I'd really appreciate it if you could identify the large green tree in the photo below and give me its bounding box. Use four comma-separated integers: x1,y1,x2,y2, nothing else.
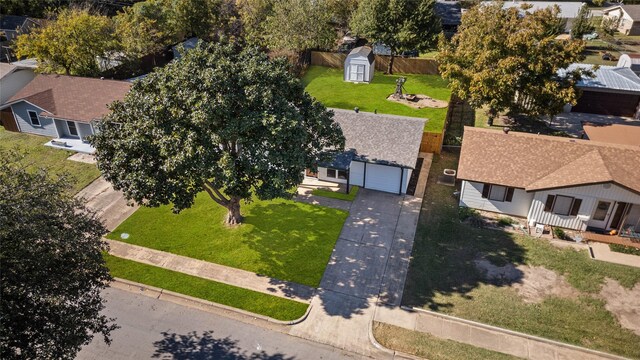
0,155,116,359
438,2,589,125
91,42,344,225
350,0,441,74
15,8,116,76
570,5,595,39
114,0,178,61
262,0,337,53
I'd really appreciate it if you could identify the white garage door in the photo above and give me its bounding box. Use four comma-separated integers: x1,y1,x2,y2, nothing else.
365,163,402,194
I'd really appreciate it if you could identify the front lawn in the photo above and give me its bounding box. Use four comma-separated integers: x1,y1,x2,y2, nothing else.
312,185,359,201
402,149,640,358
302,66,451,132
0,127,100,193
105,254,309,321
107,192,348,287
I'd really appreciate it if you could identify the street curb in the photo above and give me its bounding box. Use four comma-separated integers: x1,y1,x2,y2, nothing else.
110,277,312,326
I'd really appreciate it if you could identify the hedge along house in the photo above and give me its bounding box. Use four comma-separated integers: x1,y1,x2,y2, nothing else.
344,46,375,83
0,74,130,153
308,109,425,195
457,127,640,234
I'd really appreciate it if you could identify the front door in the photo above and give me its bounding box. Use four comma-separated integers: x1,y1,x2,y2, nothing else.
588,200,613,229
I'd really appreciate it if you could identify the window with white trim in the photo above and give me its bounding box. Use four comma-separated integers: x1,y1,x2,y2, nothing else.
27,110,40,126
326,168,347,180
543,195,582,216
481,183,514,202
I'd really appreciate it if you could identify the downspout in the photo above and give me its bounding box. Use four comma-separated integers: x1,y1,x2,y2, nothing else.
363,162,367,189
346,168,350,194
398,166,404,195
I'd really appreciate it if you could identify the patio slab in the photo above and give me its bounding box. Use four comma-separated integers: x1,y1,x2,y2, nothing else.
550,112,640,137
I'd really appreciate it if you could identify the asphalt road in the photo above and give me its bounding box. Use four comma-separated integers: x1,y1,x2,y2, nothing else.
77,287,367,360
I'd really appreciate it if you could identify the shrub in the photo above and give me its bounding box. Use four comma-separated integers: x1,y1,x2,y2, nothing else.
553,227,569,240
497,217,516,227
609,244,640,256
459,206,479,221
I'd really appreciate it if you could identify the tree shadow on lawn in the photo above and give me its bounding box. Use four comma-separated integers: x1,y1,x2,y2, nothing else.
242,202,347,288
153,331,294,360
403,219,528,311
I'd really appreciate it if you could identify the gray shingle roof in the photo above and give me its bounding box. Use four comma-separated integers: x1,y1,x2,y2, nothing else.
328,109,426,169
484,1,586,18
436,1,462,26
347,46,375,64
559,64,640,93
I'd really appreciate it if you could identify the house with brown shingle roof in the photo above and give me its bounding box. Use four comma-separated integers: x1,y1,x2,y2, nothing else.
0,74,130,153
457,127,640,233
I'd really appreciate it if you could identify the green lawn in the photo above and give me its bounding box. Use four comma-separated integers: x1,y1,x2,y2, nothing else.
107,192,348,287
302,66,451,132
0,127,100,193
373,322,520,360
311,185,359,201
105,254,308,321
402,149,640,358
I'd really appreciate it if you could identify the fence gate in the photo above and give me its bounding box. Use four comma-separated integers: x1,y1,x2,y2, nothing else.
0,109,19,132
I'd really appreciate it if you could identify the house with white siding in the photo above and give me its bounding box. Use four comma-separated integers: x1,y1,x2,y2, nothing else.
457,127,640,235
307,109,425,195
0,74,130,153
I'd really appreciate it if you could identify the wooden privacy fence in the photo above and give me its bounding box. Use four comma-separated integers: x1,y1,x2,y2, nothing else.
310,51,439,75
420,131,444,154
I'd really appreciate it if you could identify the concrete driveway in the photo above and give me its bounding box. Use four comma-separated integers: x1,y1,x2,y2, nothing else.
76,177,138,231
289,188,421,357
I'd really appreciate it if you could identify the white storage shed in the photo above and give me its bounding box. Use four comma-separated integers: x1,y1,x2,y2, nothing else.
344,47,375,83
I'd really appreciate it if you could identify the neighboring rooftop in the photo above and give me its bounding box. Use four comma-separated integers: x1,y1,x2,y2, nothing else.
582,123,640,147
0,15,28,30
330,108,426,169
604,5,640,20
483,1,586,18
458,127,640,194
435,1,462,26
347,46,375,63
7,74,131,123
559,64,640,93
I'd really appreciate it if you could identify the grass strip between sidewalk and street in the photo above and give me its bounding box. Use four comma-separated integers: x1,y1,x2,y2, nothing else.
105,254,309,321
373,322,520,360
311,186,359,201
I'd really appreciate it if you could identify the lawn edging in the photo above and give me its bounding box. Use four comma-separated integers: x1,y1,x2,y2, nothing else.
397,305,628,360
110,277,313,326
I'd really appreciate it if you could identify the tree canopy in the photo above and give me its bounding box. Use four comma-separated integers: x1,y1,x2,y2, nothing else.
438,2,589,124
350,0,441,74
15,8,116,76
91,42,345,225
570,5,595,39
0,155,115,360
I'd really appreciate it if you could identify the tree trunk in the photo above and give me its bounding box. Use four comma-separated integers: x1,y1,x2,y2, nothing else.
387,53,395,75
486,107,496,126
224,197,243,225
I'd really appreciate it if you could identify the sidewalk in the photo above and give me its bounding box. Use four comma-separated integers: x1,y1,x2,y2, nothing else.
590,242,640,268
107,239,316,303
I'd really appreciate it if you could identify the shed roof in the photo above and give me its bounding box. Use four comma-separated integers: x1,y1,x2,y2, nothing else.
559,63,640,93
0,15,28,30
458,127,640,194
0,63,18,81
347,46,375,64
7,74,130,123
328,109,425,169
483,1,586,18
582,123,640,147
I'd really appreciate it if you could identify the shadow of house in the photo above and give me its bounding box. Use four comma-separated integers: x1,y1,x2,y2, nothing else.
153,331,295,360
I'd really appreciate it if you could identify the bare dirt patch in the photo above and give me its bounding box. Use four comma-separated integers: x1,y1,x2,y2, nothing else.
475,259,580,303
386,94,448,109
600,278,640,336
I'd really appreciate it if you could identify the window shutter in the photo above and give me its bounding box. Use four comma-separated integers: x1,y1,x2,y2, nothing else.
570,199,582,216
544,195,555,212
481,184,490,198
505,187,515,202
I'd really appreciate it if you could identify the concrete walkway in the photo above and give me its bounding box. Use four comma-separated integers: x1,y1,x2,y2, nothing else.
590,242,640,268
76,177,139,231
107,239,316,303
